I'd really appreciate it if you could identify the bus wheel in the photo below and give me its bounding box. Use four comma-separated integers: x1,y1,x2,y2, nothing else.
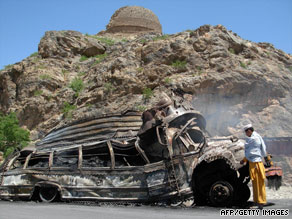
209,181,233,207
39,186,59,202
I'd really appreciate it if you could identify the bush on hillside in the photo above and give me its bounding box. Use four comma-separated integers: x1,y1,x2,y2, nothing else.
0,112,30,158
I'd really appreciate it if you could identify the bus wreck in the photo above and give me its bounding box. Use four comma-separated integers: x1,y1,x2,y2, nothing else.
0,96,276,207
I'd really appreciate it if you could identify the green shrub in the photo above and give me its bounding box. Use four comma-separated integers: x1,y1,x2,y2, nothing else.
1,64,13,71
140,39,147,44
289,66,292,72
40,74,52,80
34,90,43,96
86,103,93,108
153,34,169,41
164,77,172,84
37,64,46,69
80,55,89,62
88,35,115,46
32,57,41,64
228,48,235,54
196,66,203,75
78,72,86,77
136,105,147,112
104,82,115,92
240,61,247,69
47,95,53,101
142,88,153,99
171,60,187,69
62,102,77,119
0,112,30,157
30,52,38,57
70,77,84,97
94,54,108,65
97,37,115,46
4,64,13,70
137,67,144,73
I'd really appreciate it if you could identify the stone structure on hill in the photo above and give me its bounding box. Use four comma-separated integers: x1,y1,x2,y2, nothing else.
105,6,162,34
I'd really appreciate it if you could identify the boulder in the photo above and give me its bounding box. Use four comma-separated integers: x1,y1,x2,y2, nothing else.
38,30,105,58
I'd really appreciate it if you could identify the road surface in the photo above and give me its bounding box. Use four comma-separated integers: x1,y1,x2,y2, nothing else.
0,199,291,219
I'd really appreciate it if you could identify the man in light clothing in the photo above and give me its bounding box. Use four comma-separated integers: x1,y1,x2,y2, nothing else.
240,124,267,209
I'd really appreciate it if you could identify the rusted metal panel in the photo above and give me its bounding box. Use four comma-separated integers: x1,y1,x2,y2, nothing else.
107,141,115,169
78,146,82,169
37,112,142,151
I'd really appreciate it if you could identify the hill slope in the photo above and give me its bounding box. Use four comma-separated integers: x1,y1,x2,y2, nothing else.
1,25,291,140
1,24,292,184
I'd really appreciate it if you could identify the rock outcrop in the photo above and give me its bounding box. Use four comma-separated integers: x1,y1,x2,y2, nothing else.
38,31,106,58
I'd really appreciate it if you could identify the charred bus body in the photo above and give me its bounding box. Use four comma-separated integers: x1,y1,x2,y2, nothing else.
0,104,251,206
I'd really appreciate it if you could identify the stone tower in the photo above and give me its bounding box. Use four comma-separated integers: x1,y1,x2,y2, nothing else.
106,6,162,34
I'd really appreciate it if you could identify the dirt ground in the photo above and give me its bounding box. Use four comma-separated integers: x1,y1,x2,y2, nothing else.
250,186,292,200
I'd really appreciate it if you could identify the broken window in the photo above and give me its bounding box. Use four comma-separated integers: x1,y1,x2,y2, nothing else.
112,143,146,167
82,144,111,168
173,137,188,156
8,156,26,170
27,153,49,168
52,148,78,169
184,129,205,152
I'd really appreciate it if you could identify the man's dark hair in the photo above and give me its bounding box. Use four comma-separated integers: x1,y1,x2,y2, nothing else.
245,127,254,132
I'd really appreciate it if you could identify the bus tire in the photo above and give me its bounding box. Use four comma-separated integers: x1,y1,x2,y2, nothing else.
39,186,59,202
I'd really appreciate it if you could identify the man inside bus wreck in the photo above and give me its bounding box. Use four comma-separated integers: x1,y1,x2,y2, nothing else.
138,93,172,136
240,124,267,209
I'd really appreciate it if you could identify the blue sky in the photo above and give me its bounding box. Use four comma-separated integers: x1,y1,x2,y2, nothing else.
0,0,291,69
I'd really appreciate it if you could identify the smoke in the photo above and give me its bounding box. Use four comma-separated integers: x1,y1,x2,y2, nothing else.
191,93,250,137
191,90,292,138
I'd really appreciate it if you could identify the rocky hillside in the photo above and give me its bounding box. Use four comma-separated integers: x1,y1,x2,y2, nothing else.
1,24,291,140
1,24,292,185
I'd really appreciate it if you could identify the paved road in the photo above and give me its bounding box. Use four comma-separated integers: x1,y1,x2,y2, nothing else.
0,199,291,219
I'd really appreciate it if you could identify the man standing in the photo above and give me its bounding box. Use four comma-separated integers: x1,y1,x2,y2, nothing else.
240,124,267,209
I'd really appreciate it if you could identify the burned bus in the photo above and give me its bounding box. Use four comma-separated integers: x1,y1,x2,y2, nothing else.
0,101,253,206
